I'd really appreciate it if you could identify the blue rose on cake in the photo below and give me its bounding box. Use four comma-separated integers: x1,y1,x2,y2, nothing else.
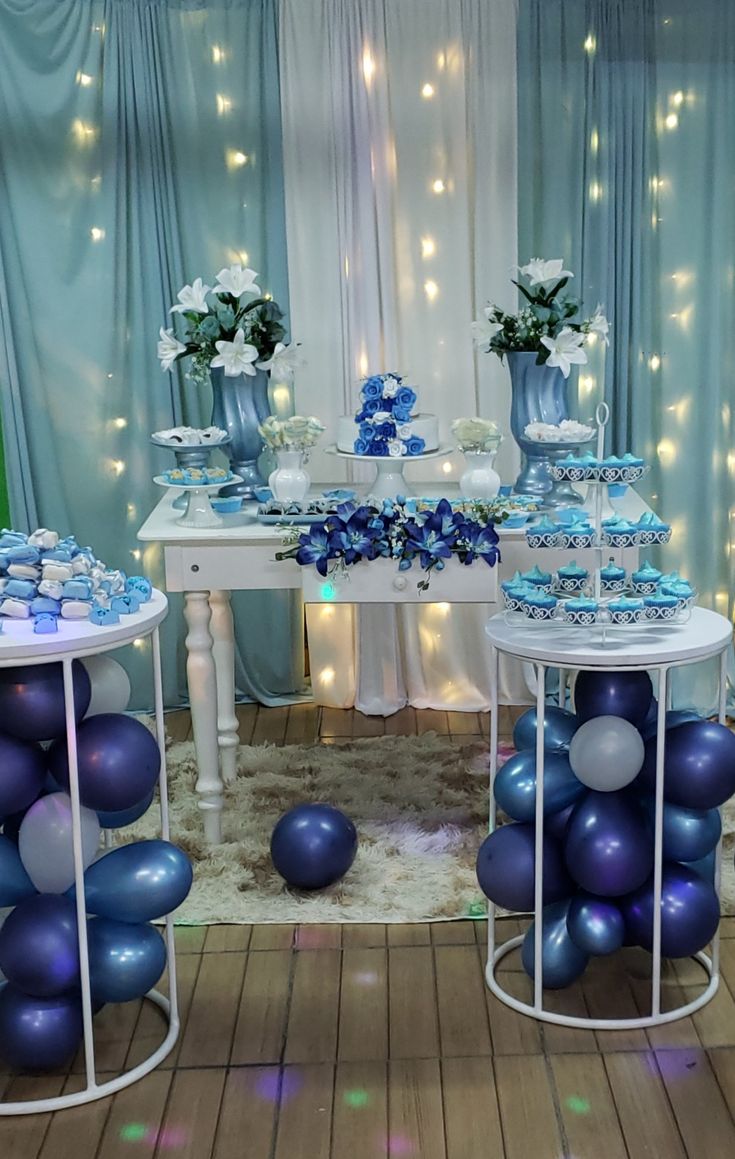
337,373,437,458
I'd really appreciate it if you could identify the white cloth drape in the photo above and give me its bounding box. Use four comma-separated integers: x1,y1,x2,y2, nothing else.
279,0,527,712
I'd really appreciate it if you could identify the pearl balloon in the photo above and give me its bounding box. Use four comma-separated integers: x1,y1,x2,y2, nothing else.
569,715,644,792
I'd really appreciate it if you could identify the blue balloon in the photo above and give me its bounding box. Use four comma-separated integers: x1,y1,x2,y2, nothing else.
638,696,659,739
88,918,167,1004
621,863,720,957
565,791,653,897
271,804,357,890
638,721,735,809
545,802,577,842
567,893,625,956
0,732,47,816
0,985,83,1071
0,834,37,905
494,750,586,822
74,840,193,922
642,799,721,863
521,900,589,989
512,706,579,753
683,851,716,884
0,660,90,742
49,713,161,813
0,894,79,997
476,823,572,912
640,708,702,742
97,788,156,829
574,669,653,728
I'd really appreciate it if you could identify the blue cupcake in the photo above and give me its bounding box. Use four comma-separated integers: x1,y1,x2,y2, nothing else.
525,516,560,549
636,512,672,544
630,560,662,595
608,596,645,624
559,522,596,549
521,589,558,620
520,564,553,590
602,519,639,548
600,558,627,592
643,592,679,621
555,559,589,593
563,596,599,624
660,579,696,609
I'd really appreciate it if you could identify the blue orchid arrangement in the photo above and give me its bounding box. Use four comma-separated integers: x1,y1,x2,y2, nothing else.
276,497,501,593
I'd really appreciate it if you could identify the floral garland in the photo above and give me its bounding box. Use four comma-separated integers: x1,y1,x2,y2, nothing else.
276,498,501,593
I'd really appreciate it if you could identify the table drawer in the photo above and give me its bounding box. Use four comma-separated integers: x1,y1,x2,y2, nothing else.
164,544,301,592
301,557,498,603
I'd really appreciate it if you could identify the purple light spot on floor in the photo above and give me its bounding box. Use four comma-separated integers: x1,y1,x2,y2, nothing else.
385,1133,415,1155
354,971,379,985
255,1068,303,1103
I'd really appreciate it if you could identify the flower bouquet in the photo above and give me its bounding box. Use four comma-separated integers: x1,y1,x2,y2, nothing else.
276,497,501,593
451,417,502,452
472,258,609,377
352,374,426,457
259,415,325,453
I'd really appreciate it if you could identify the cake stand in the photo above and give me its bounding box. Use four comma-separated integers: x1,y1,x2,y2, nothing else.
151,434,231,510
520,433,597,507
324,444,453,498
153,475,242,528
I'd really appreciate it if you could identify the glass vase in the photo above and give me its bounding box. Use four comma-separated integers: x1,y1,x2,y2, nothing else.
459,449,501,499
268,449,310,503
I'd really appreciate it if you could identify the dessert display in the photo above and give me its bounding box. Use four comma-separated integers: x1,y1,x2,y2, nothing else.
549,451,647,484
336,373,439,455
161,466,232,486
151,425,228,446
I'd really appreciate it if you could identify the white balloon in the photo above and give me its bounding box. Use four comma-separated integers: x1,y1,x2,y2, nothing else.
18,792,100,893
569,715,644,792
81,655,132,717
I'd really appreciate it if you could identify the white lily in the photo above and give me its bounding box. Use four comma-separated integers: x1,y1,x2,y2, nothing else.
157,327,187,371
256,341,304,381
588,304,610,345
213,264,261,299
539,327,588,378
518,258,574,287
471,308,503,349
170,277,211,314
210,328,260,376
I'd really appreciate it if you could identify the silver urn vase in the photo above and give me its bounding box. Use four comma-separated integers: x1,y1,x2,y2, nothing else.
210,366,272,497
507,351,570,503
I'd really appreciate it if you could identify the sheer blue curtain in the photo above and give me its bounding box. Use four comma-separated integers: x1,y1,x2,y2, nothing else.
517,0,735,711
0,0,306,708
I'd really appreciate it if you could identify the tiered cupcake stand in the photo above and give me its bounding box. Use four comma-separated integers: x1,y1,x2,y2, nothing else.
0,591,179,1115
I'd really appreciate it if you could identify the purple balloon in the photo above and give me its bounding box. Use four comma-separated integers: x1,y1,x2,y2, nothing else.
0,895,80,997
271,804,358,890
545,802,577,842
565,791,653,897
0,732,46,815
96,787,156,829
521,900,589,988
638,721,735,809
0,834,37,906
49,713,161,812
640,708,702,742
621,863,720,957
574,669,653,728
476,823,572,912
0,661,90,742
0,985,83,1071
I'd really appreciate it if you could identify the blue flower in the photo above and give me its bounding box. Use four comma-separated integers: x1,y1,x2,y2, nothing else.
295,526,334,577
361,377,384,400
406,436,426,456
332,511,382,564
395,386,417,411
392,407,412,423
359,422,376,442
354,437,370,454
361,398,381,417
457,520,501,565
403,501,460,570
377,421,396,439
369,439,389,457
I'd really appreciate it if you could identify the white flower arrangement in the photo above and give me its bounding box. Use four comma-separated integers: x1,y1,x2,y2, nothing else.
472,258,609,378
451,417,503,452
259,415,325,451
523,420,596,444
157,263,302,387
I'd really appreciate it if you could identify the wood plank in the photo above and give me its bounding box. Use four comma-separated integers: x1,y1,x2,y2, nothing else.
416,708,449,735
250,925,295,951
604,1052,687,1159
0,1076,64,1158
389,946,440,1060
708,1046,735,1114
583,974,649,1052
446,710,481,735
320,707,353,737
166,708,192,742
721,917,735,938
494,1055,563,1159
540,987,597,1054
155,1068,226,1159
251,705,289,745
175,925,207,953
294,925,342,950
284,949,341,1064
434,945,492,1057
235,702,257,745
441,1057,504,1158
211,1067,278,1159
178,951,247,1067
126,946,201,1070
38,1074,110,1159
388,1059,446,1159
72,997,142,1075
230,949,292,1066
93,1070,172,1159
656,1047,735,1156
342,924,385,948
387,923,431,946
332,1060,387,1159
273,1063,334,1159
384,706,417,735
629,978,701,1051
204,925,252,952
551,1053,628,1159
285,702,321,744
483,978,544,1055
687,977,735,1048
338,948,388,1062
351,711,385,737
431,921,477,945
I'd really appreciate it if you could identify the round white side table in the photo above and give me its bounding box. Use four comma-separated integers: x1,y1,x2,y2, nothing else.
485,606,733,1030
0,591,179,1115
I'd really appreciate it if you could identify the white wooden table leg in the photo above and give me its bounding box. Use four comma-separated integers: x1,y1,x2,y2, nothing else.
209,589,239,784
183,590,223,845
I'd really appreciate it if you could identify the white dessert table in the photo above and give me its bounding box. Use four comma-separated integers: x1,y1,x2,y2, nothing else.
484,606,733,1029
0,591,180,1115
138,485,650,844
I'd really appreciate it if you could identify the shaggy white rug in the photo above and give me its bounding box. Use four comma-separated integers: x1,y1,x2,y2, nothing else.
128,733,735,925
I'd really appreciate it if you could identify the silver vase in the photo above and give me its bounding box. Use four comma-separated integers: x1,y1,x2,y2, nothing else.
507,351,570,504
210,366,272,497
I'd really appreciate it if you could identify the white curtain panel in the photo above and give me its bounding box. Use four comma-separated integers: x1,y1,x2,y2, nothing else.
280,0,528,712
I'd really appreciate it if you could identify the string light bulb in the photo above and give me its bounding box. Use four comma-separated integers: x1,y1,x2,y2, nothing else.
226,149,248,169
665,112,678,129
424,279,439,302
649,354,661,371
431,178,445,194
421,236,436,259
76,71,93,87
421,83,435,99
90,227,105,241
362,48,375,85
216,94,232,116
583,33,596,53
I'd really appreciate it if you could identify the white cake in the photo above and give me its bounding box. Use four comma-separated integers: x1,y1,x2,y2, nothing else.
337,373,438,457
337,413,439,453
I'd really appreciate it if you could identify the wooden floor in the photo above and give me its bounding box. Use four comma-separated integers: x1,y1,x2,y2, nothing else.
3,704,735,1158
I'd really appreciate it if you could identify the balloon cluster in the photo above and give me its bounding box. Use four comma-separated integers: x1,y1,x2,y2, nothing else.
477,671,735,990
0,656,192,1071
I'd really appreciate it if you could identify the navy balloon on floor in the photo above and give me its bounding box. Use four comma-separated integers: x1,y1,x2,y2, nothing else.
0,986,83,1071
271,803,357,890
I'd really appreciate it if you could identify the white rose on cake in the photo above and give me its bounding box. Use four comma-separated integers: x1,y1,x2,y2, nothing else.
388,439,405,457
